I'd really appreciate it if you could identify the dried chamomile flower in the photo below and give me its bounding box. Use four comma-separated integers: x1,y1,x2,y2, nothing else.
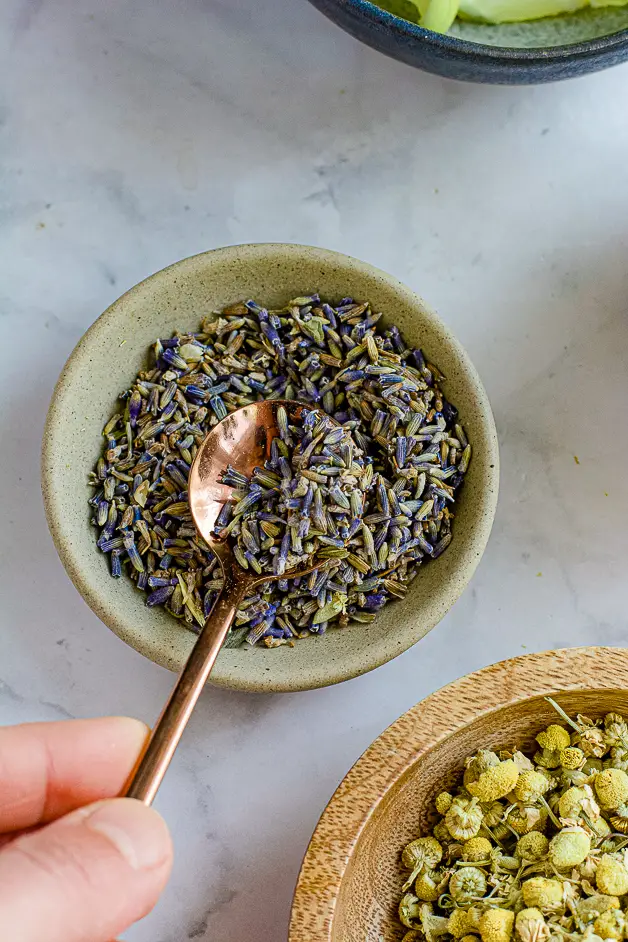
511,750,535,771
464,750,501,786
415,869,448,902
574,723,607,759
548,826,591,869
608,745,628,772
449,866,488,904
506,804,547,835
514,770,551,803
584,758,605,775
536,767,558,787
479,908,515,942
558,785,600,824
545,701,607,758
516,832,549,861
467,760,520,803
433,820,451,844
593,909,626,941
466,907,483,931
449,909,476,938
419,903,451,942
462,837,492,861
594,768,628,810
446,797,484,841
490,823,513,842
560,768,591,789
482,800,506,828
402,933,423,942
603,713,628,749
537,724,571,753
515,908,549,942
435,791,454,814
401,837,443,890
399,893,423,929
560,746,586,770
413,870,440,902
534,749,563,770
402,836,443,872
595,855,628,896
589,816,611,838
608,802,628,834
395,703,628,942
576,895,621,923
521,877,565,913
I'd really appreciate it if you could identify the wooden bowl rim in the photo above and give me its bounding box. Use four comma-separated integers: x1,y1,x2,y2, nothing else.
289,645,628,941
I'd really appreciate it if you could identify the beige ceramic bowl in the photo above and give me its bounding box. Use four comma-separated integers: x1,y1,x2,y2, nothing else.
289,646,628,941
42,243,498,693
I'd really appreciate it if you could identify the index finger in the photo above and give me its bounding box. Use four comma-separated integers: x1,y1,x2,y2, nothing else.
0,717,148,833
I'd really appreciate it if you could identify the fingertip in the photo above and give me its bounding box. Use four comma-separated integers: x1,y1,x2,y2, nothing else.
100,716,150,751
0,797,172,942
86,798,173,874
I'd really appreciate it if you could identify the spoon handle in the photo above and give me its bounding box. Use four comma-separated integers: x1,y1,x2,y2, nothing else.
125,583,245,805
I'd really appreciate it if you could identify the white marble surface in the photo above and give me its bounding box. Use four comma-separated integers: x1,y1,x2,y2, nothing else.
2,0,628,938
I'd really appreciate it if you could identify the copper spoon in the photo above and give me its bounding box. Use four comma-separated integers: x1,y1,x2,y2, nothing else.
126,400,333,805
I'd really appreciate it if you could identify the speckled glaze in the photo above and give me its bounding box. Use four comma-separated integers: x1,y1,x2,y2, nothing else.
306,0,628,84
289,646,628,941
41,244,498,693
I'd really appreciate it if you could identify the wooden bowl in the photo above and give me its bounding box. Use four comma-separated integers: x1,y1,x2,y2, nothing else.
289,646,628,940
41,243,498,693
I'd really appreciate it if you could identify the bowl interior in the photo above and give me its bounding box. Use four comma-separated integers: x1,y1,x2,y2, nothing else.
289,648,628,941
333,687,626,941
42,244,498,693
376,0,628,46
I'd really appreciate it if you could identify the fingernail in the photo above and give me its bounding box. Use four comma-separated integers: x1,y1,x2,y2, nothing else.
86,799,171,871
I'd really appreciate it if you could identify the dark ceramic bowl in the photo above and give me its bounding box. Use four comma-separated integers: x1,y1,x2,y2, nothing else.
306,0,628,82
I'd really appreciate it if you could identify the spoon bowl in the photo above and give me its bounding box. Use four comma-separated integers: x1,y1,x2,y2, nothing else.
126,399,332,804
189,399,329,583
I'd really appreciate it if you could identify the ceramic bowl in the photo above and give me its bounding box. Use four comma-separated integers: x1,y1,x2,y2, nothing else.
41,243,498,693
306,0,628,83
289,646,628,940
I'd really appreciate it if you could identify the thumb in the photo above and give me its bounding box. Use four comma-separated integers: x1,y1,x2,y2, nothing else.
0,798,172,942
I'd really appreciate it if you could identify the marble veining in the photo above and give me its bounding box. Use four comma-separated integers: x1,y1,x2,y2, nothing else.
1,0,627,938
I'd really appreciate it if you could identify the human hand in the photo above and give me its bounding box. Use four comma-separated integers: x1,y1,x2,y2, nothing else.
0,716,173,942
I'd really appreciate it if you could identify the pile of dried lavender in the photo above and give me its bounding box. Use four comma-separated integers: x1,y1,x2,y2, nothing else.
396,700,628,942
88,294,471,647
217,406,369,586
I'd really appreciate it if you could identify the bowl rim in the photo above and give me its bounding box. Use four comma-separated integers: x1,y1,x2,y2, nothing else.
289,645,628,940
41,242,499,692
316,0,628,58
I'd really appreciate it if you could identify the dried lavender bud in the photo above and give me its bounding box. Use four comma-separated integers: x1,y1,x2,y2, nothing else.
89,295,470,646
217,408,366,578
